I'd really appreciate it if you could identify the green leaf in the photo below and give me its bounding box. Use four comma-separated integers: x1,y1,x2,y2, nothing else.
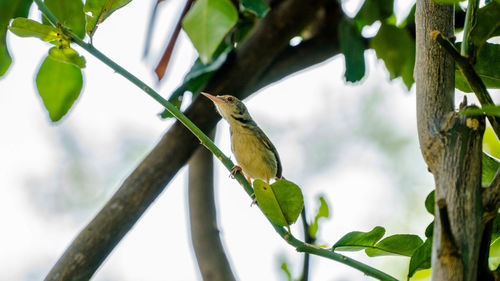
338,18,366,82
332,226,385,251
490,236,500,270
84,0,132,37
470,2,500,49
182,0,238,64
492,215,500,242
354,0,393,28
48,46,86,68
482,152,500,187
425,190,435,215
425,221,434,238
36,56,83,122
8,18,61,42
460,105,500,118
159,97,182,119
0,30,9,76
253,179,304,227
44,0,86,39
408,238,432,278
240,0,269,18
308,196,330,239
0,0,32,76
365,234,423,257
370,23,415,89
280,261,293,281
455,43,500,92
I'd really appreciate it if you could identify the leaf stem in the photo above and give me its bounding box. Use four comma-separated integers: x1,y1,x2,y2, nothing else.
432,31,500,139
33,0,397,279
461,0,478,58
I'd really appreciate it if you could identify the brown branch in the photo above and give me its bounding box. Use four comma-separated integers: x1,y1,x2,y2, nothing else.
154,0,194,80
44,0,333,279
188,129,236,281
416,1,485,280
251,2,342,92
415,0,455,173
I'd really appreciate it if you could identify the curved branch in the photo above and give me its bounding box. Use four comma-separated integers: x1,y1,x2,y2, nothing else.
188,129,236,281
42,0,335,279
38,0,395,280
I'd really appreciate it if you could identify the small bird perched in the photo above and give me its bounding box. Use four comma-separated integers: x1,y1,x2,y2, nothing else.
201,92,282,185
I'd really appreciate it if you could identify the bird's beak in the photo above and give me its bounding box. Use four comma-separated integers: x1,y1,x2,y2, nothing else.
201,92,223,104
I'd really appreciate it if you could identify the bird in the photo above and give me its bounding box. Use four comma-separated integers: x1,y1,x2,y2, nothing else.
201,92,282,185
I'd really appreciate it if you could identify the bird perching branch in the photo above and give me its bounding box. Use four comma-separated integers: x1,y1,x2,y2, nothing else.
35,0,397,280
432,31,500,140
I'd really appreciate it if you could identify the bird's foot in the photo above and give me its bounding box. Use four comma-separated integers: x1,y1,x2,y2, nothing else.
230,165,243,178
250,193,257,206
230,166,252,185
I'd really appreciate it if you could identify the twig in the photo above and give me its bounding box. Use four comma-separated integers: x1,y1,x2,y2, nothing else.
461,0,478,58
432,31,500,139
154,0,194,80
300,208,312,281
35,1,397,280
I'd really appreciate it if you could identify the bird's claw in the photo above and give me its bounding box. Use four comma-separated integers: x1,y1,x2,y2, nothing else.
250,193,257,206
230,165,243,179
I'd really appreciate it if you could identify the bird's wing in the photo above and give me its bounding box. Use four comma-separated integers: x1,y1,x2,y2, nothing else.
258,132,282,179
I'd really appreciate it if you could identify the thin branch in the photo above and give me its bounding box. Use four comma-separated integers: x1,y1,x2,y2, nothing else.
154,0,194,80
143,0,163,58
461,0,479,58
35,0,397,280
300,208,312,281
432,31,500,140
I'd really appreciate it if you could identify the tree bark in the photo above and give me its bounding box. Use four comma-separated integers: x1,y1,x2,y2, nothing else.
188,130,236,281
416,0,485,280
44,0,336,280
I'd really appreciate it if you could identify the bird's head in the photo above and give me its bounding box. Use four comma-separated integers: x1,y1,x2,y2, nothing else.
201,92,252,125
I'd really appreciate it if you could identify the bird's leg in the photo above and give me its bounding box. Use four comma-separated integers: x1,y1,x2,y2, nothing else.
230,165,243,178
231,165,252,185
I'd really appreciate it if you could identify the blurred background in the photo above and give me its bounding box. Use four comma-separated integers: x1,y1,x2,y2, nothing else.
0,0,443,280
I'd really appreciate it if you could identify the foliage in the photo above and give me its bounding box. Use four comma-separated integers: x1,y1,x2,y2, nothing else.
253,179,303,227
0,0,32,76
35,56,83,122
332,226,423,257
182,0,238,64
455,43,500,92
3,0,500,280
84,0,132,38
308,196,330,239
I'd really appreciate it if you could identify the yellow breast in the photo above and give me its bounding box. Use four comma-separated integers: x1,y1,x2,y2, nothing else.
230,127,277,182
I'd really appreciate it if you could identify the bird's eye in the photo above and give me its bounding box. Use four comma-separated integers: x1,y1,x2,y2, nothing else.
227,97,233,102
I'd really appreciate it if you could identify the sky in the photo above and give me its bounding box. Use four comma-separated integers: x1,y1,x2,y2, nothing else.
0,0,444,280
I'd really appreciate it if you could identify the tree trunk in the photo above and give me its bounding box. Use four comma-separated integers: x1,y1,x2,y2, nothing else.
188,130,236,281
415,0,485,280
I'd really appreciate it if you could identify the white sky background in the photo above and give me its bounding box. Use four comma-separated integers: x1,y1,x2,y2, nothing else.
0,0,440,280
